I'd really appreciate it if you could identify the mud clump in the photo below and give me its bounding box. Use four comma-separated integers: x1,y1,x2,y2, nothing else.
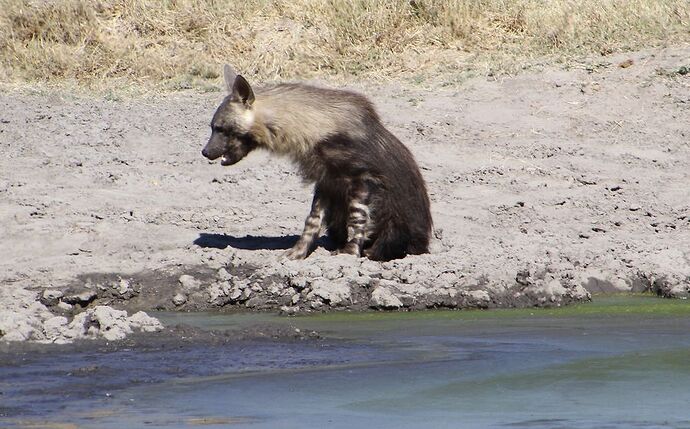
0,285,162,344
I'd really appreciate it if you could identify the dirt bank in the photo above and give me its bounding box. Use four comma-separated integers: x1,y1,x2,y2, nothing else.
1,46,688,343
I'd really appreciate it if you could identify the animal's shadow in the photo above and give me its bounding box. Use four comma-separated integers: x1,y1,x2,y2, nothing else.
194,233,336,251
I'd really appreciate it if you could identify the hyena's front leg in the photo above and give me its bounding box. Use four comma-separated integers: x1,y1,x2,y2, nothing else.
339,179,371,257
284,191,324,260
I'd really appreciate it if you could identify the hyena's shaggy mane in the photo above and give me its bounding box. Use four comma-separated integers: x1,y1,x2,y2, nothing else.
249,84,378,176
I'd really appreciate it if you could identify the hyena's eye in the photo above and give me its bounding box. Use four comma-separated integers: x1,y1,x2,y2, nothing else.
212,125,232,135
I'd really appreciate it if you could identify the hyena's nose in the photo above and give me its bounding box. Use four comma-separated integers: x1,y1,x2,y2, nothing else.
201,147,209,158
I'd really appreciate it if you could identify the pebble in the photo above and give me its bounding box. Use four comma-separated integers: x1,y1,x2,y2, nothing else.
41,289,64,306
172,293,187,306
179,275,201,290
63,290,97,305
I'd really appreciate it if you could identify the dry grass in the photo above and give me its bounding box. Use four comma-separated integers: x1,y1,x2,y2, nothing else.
0,0,688,92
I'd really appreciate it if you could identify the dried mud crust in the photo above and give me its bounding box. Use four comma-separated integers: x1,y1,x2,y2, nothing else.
58,249,591,314
1,46,690,342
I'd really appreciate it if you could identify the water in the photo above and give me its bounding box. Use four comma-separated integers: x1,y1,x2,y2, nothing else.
3,296,690,428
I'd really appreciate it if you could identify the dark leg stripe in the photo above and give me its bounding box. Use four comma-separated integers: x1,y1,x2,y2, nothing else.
349,207,368,217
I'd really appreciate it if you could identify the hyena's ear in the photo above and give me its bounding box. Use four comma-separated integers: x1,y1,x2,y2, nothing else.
223,64,237,92
232,75,255,106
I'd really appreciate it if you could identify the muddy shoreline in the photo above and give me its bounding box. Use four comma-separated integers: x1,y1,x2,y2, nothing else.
1,46,689,344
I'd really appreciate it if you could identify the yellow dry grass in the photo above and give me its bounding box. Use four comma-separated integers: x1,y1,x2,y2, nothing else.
0,0,688,92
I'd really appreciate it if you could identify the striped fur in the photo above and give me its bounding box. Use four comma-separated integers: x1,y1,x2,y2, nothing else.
202,65,432,261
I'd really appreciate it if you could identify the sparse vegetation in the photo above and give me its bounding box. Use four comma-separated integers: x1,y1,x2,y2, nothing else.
0,0,688,91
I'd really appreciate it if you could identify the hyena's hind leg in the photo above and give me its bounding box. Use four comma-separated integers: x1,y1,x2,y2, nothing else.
339,179,371,257
362,224,408,261
284,191,324,260
324,200,348,249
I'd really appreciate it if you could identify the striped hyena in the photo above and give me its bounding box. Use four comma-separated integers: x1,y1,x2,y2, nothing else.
202,65,432,261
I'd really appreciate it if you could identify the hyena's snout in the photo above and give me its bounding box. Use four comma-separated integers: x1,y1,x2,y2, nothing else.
202,133,256,166
201,146,211,159
201,134,225,161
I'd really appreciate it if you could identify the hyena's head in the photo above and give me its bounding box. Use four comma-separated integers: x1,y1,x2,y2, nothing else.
202,65,258,166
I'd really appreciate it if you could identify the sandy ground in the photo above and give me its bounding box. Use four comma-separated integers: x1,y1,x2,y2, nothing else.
1,46,689,343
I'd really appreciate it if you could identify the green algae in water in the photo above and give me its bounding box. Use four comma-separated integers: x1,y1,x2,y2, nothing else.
297,294,690,323
155,295,690,339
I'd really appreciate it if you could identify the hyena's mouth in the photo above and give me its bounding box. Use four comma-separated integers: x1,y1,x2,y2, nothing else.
220,153,237,166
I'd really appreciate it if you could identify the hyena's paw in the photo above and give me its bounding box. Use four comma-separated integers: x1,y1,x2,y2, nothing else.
283,245,308,260
336,242,361,257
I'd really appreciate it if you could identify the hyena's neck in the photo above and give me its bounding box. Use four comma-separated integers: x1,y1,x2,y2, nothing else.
247,83,378,182
251,111,314,158
245,109,320,181
250,84,371,154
